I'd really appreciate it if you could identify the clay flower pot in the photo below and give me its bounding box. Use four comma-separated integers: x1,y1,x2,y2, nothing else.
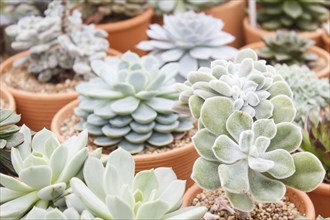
307,183,330,217
243,17,323,47
182,184,316,219
97,7,153,56
0,49,121,131
0,87,15,110
240,42,330,78
51,100,199,188
322,31,330,53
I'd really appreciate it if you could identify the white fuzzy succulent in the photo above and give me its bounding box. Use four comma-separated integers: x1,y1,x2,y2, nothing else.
137,11,238,81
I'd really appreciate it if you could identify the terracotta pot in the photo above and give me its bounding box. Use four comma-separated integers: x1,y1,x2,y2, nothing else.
243,17,323,47
182,184,315,219
322,31,330,53
0,87,15,110
240,42,330,78
0,49,121,131
307,183,330,217
96,7,153,56
51,100,199,188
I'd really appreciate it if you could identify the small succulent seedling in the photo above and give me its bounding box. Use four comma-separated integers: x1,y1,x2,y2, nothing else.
82,0,149,24
256,0,329,31
75,51,193,153
275,64,330,125
0,109,24,175
67,148,207,219
149,0,227,16
0,126,89,219
5,0,109,82
137,11,238,81
258,31,318,68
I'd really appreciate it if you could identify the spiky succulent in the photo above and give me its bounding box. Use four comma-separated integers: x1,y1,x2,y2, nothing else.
301,110,330,183
67,148,207,219
5,0,109,82
149,0,228,16
0,109,24,175
0,126,89,219
75,51,193,153
82,0,149,24
256,0,329,31
275,64,330,126
137,11,238,81
174,49,296,126
258,31,318,68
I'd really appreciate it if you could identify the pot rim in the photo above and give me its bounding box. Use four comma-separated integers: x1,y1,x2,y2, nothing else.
0,87,16,110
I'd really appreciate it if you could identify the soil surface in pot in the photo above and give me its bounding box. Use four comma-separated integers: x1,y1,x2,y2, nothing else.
191,188,300,220
60,113,196,155
1,67,82,94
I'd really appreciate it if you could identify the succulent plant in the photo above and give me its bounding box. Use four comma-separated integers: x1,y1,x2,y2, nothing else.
190,98,325,212
137,11,238,81
301,110,330,183
149,0,228,16
173,49,296,125
275,64,330,126
0,109,24,175
5,0,109,82
258,31,318,68
82,0,149,24
256,0,329,31
75,51,193,153
24,207,84,220
0,126,89,219
67,148,207,219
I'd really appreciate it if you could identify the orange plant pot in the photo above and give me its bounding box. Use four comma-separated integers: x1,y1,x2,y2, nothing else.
307,183,330,217
322,32,330,53
0,49,121,131
243,17,323,47
182,184,316,219
97,7,153,56
0,86,16,111
240,42,330,78
51,100,199,188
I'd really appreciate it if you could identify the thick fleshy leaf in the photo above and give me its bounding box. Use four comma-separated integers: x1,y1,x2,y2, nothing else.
235,49,257,63
188,95,204,119
45,209,67,219
147,132,173,146
191,157,221,190
238,130,254,153
179,53,198,78
163,206,207,220
136,200,169,219
146,97,174,114
226,111,253,142
248,157,274,173
0,173,33,192
209,80,232,97
130,121,155,133
271,95,296,123
133,170,158,202
192,129,217,161
83,157,105,199
111,96,140,115
126,131,152,143
252,119,277,139
132,103,157,124
159,180,185,212
0,188,26,203
226,191,254,212
268,81,293,99
31,129,58,154
49,145,68,182
20,165,52,189
189,47,212,60
102,124,130,138
255,100,273,119
213,135,245,163
128,71,147,92
106,196,134,220
160,49,185,62
91,60,117,85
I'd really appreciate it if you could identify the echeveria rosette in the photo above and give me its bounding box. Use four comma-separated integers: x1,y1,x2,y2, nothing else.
137,11,238,80
174,49,295,125
24,207,84,220
75,51,193,154
191,97,325,212
0,126,89,219
67,148,207,219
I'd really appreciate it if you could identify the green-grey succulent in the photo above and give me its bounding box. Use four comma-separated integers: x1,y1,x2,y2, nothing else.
149,0,228,16
0,126,89,219
173,49,296,125
258,31,318,68
5,0,109,82
0,109,24,175
190,97,325,212
137,11,238,81
75,51,193,153
256,0,329,31
67,148,207,219
24,207,85,220
275,64,330,126
82,0,149,24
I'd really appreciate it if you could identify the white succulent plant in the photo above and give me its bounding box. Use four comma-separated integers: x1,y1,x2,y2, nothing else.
137,11,238,81
66,148,207,219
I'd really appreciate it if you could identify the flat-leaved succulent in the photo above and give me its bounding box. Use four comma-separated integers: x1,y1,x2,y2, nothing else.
75,51,193,153
137,11,238,81
67,148,207,219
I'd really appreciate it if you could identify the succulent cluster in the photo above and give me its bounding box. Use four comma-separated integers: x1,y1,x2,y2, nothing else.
137,11,238,81
258,31,318,68
275,64,330,126
149,0,228,16
301,110,330,183
75,51,193,153
5,0,109,82
0,109,23,175
256,0,329,31
82,0,149,24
